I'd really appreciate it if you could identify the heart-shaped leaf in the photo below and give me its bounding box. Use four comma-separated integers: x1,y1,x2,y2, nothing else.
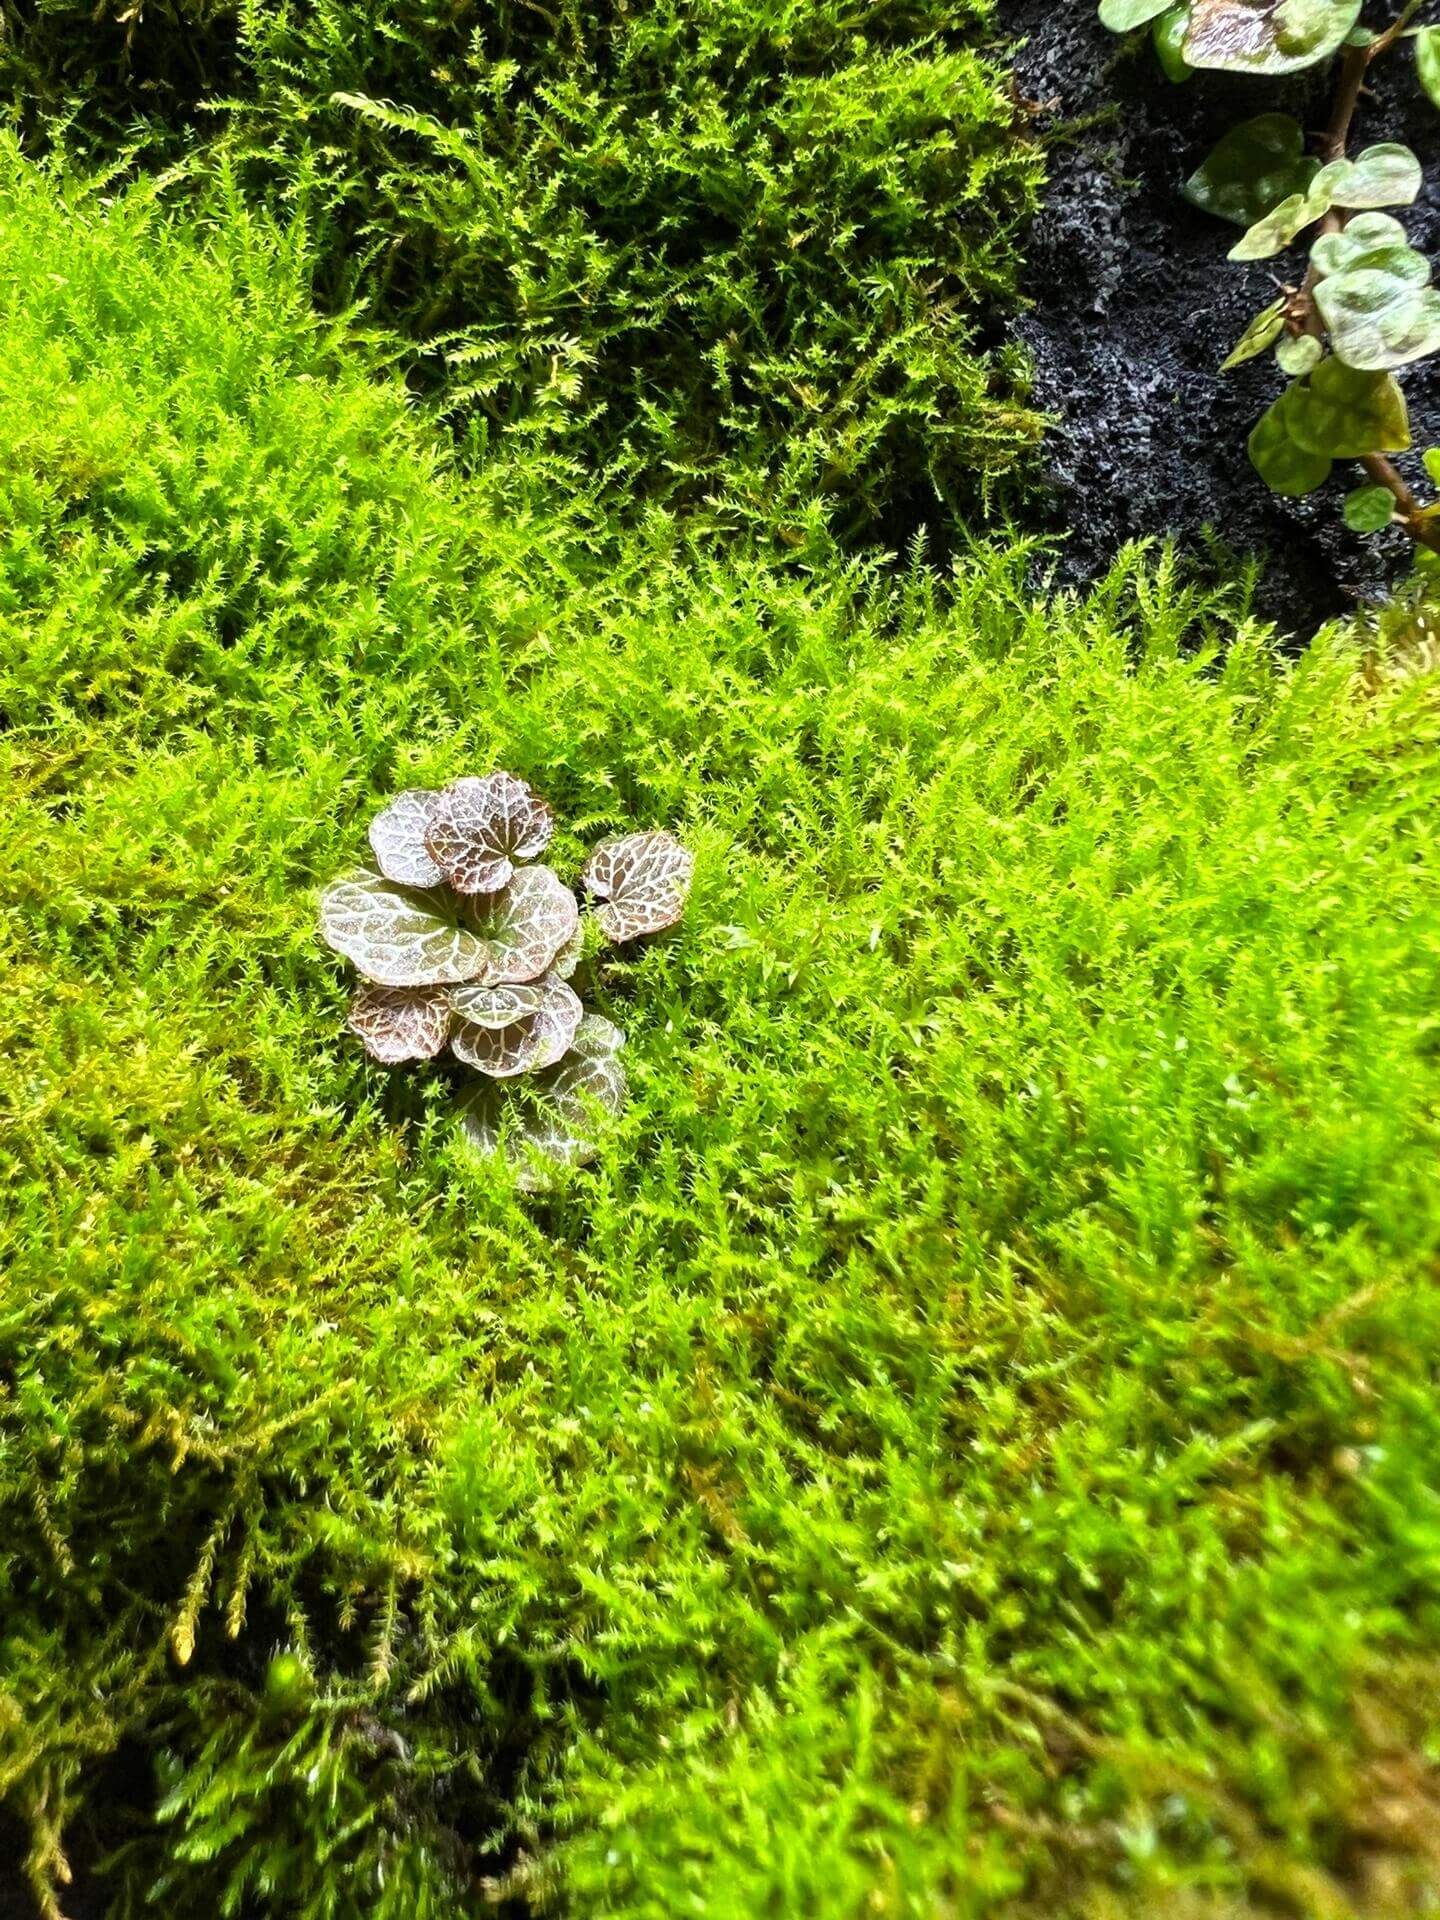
1343,484,1396,532
451,974,584,1078
470,864,581,985
455,1015,628,1190
1099,0,1173,26
1314,143,1422,211
1184,0,1363,73
369,789,443,888
425,772,555,896
1222,298,1287,369
1184,114,1318,226
1317,269,1440,371
580,831,694,944
347,984,453,1062
1275,332,1323,376
1287,357,1410,457
319,868,492,986
1249,387,1334,495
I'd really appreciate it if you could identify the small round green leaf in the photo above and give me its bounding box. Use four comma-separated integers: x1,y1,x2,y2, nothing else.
1276,332,1322,375
1183,113,1318,226
1342,484,1396,532
1424,447,1440,490
1416,25,1440,110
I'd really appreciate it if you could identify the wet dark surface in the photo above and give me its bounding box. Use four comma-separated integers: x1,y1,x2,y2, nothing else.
1009,0,1440,632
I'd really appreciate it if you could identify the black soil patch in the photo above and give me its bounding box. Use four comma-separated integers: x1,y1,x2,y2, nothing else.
1009,3,1440,633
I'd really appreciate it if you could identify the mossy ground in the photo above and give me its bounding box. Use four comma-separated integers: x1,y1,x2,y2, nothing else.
3,152,1440,1917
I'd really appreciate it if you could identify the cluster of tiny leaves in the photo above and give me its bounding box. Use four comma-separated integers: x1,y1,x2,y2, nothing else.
319,775,691,1188
1103,0,1440,542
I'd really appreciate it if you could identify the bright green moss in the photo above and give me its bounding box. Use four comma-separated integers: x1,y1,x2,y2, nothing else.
0,0,1042,541
3,159,1440,1918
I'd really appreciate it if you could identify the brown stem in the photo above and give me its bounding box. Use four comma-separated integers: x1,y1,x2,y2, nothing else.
1362,455,1440,552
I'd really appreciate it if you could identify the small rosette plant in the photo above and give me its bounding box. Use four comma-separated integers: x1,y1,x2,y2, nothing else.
319,773,692,1188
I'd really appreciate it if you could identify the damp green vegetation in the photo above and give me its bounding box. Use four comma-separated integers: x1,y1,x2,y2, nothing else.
0,0,1041,541
4,152,1440,1918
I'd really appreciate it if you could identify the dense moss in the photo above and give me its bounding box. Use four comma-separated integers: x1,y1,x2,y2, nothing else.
0,0,1041,540
4,160,1440,1917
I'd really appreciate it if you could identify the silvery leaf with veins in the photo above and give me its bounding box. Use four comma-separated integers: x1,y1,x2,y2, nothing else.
348,983,453,1063
455,1015,627,1188
450,974,584,1078
319,868,492,987
580,831,693,944
470,865,579,985
368,789,443,888
424,772,555,895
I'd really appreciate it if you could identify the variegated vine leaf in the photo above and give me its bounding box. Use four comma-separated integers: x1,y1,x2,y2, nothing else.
368,789,443,888
1184,0,1362,75
424,772,554,895
471,865,580,985
348,984,453,1063
456,1016,627,1190
450,974,584,1078
580,831,693,944
318,868,492,987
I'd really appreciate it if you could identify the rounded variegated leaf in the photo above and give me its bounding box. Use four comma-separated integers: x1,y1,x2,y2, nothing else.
455,1015,628,1191
471,864,581,985
550,918,585,981
424,773,555,896
318,869,491,987
1316,269,1440,372
347,984,453,1063
1249,388,1333,496
451,976,583,1079
1184,0,1362,74
1275,332,1321,376
1314,144,1422,214
449,981,547,1029
368,789,443,888
1310,216,1418,282
580,831,694,944
1286,358,1410,457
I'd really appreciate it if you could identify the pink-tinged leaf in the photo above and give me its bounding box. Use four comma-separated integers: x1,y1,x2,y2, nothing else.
318,869,491,987
347,984,453,1063
580,830,693,943
451,975,583,1078
424,772,555,895
455,1015,627,1188
471,865,580,985
368,789,442,888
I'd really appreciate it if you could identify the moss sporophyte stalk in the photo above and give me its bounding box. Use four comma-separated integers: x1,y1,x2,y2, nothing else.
1101,0,1440,555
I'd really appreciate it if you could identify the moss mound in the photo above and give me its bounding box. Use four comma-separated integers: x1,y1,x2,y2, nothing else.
0,0,1041,540
4,159,1440,1917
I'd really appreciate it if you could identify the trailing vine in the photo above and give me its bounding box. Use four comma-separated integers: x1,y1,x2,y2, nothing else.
1101,0,1440,556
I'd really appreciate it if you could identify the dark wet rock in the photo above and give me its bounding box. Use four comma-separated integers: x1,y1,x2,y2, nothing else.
1008,1,1440,632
